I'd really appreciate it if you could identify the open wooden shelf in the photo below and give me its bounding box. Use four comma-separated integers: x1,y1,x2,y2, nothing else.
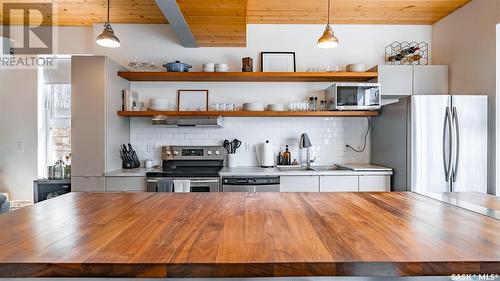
117,71,378,82
117,110,379,117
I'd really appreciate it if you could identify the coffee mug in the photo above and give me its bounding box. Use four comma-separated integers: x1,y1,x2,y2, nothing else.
144,159,153,168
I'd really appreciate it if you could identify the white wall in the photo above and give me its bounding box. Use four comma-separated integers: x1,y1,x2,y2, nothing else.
131,117,370,167
94,24,432,70
119,23,430,168
432,0,499,195
0,23,431,198
0,69,38,200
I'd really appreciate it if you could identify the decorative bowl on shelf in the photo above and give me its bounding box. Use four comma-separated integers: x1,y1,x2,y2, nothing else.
267,104,285,111
243,102,265,111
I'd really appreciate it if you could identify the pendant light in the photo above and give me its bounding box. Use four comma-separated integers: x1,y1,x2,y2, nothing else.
316,0,339,48
96,0,120,48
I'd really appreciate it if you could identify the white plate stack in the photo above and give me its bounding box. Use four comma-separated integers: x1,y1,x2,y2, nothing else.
149,98,170,111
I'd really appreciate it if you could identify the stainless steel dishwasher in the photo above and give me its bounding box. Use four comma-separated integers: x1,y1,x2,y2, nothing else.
221,176,280,192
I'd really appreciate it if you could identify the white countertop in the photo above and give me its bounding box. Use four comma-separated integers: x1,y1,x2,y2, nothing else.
220,166,393,177
104,168,159,177
105,165,393,177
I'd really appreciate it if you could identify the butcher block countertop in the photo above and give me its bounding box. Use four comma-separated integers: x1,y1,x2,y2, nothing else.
0,192,499,278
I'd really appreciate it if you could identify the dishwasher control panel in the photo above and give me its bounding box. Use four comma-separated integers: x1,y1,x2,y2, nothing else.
222,177,280,185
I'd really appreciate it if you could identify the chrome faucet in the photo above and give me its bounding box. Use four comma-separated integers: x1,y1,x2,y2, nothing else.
299,133,315,167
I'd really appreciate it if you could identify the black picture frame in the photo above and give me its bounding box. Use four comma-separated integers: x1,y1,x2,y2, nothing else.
260,52,296,72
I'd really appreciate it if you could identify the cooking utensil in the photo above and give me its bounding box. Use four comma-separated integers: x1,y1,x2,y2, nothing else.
231,139,242,153
223,139,231,154
162,61,192,72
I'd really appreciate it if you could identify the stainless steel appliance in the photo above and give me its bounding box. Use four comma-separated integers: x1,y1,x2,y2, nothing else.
326,82,381,111
146,146,225,192
371,95,487,193
222,176,280,192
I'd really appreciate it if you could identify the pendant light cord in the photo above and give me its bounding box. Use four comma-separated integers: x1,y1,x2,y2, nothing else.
106,0,110,23
327,0,331,25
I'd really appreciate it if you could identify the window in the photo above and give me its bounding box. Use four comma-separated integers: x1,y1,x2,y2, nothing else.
44,84,71,166
38,58,71,178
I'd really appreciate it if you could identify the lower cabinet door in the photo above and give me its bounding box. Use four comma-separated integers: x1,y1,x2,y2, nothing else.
319,176,358,192
358,175,391,192
71,176,105,192
105,177,147,192
280,176,319,192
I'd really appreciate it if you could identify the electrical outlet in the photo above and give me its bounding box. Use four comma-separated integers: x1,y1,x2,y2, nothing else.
147,143,155,152
244,142,251,152
16,142,24,152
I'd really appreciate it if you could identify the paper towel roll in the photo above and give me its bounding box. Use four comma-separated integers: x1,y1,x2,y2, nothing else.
257,140,275,168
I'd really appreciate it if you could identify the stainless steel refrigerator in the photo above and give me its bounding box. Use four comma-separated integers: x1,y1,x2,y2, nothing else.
371,95,487,193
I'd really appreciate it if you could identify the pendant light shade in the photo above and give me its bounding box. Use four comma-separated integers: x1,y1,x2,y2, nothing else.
316,0,339,48
96,0,120,48
317,24,339,48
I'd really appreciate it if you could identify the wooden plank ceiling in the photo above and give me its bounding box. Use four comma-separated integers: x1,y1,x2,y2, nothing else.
0,0,470,47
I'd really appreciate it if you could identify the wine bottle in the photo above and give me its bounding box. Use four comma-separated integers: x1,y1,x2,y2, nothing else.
401,46,420,56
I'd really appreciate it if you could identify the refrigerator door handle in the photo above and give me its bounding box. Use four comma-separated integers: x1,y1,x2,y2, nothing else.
443,107,452,183
452,107,460,184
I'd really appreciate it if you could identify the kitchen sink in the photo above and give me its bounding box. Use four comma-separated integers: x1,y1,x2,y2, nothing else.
276,165,344,172
276,166,313,172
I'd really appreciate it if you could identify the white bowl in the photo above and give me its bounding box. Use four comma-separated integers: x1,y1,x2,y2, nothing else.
215,63,229,72
243,102,265,111
267,104,285,111
150,105,169,111
346,63,367,72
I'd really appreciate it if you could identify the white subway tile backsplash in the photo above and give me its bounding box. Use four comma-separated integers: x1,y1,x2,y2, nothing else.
130,117,371,167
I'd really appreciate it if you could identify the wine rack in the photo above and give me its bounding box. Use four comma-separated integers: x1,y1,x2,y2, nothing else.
385,41,428,65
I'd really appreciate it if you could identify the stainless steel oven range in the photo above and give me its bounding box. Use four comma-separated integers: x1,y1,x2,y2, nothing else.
146,146,225,192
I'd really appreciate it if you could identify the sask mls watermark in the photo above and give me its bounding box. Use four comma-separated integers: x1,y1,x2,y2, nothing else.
1,2,58,68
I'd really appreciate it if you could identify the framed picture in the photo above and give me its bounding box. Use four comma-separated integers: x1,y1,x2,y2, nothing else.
177,90,209,111
260,52,296,72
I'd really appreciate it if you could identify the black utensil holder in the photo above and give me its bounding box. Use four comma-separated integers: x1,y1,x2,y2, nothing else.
122,161,139,169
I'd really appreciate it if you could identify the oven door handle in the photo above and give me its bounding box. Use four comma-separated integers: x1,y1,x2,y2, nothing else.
147,179,158,183
190,179,219,184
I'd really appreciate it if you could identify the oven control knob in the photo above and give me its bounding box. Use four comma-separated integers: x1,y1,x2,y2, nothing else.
207,150,212,155
173,150,179,155
215,150,220,155
166,151,171,155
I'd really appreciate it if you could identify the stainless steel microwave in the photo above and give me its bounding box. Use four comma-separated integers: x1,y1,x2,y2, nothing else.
326,82,381,111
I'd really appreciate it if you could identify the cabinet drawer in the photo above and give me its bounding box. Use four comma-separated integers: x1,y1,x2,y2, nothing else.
319,176,358,192
71,176,105,192
358,175,391,192
105,177,147,192
280,176,319,192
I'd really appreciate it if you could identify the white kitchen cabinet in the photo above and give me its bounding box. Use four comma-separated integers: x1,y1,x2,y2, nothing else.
280,176,319,192
413,65,449,95
319,176,358,192
71,176,105,192
105,177,147,192
358,175,391,192
376,65,448,96
71,56,130,191
377,65,413,96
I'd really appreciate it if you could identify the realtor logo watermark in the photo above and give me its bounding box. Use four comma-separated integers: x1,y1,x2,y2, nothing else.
1,2,58,68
